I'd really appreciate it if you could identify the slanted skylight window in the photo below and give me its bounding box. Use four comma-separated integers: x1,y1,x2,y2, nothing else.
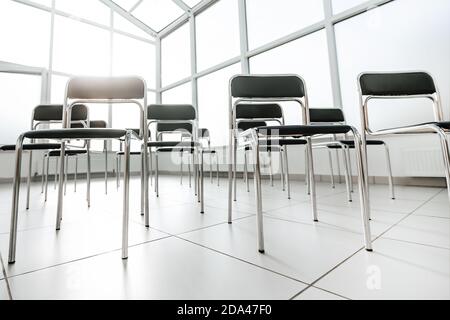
132,0,185,31
111,0,138,11
182,0,203,8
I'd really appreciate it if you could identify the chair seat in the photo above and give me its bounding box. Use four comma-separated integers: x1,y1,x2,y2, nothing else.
245,145,282,152
202,149,217,154
148,141,200,148
48,150,87,157
157,148,195,153
327,140,385,149
430,122,450,130
116,151,143,156
23,128,127,140
256,125,353,136
0,143,61,151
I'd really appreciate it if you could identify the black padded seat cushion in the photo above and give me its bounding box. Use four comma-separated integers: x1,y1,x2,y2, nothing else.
309,108,345,123
157,122,193,134
157,148,195,153
23,128,127,140
48,150,87,157
148,141,200,148
116,151,143,156
437,122,450,130
238,121,267,132
0,143,61,151
327,140,384,149
256,125,353,136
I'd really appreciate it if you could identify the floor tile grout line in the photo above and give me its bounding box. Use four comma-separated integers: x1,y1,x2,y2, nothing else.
4,233,174,281
174,234,311,292
293,285,352,301
379,236,450,251
0,253,13,300
288,188,444,300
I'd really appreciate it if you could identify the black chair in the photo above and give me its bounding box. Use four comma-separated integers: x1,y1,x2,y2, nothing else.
147,104,205,214
8,76,148,264
358,71,449,202
198,128,220,186
0,104,88,209
228,74,372,254
309,108,395,202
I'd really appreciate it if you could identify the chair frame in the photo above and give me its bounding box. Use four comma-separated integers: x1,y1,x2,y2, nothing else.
358,71,450,202
228,74,372,254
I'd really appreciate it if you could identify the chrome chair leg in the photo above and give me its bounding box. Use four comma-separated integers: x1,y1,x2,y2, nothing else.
155,151,159,198
251,131,264,254
188,153,192,188
180,152,184,186
140,146,145,216
45,154,49,202
437,130,450,202
56,142,66,230
104,140,108,195
41,152,45,194
244,150,249,192
74,156,78,192
54,156,58,190
64,154,68,196
233,138,237,202
269,151,274,187
383,143,395,200
26,150,32,210
122,132,131,259
305,148,310,195
342,146,352,202
86,141,91,208
209,152,213,184
216,152,220,187
327,149,335,189
351,129,373,251
284,147,291,200
306,138,318,222
200,150,205,214
116,154,120,190
227,130,234,224
345,147,354,193
280,150,285,192
8,134,25,264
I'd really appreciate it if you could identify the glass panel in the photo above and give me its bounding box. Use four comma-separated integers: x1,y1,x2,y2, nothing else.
162,82,192,105
0,1,50,67
30,0,52,7
50,74,70,104
132,0,185,31
198,64,241,147
196,0,240,71
113,13,152,39
56,0,111,25
246,0,324,50
250,30,333,125
112,33,156,88
332,0,367,14
53,16,110,76
183,0,202,8
162,23,191,86
112,0,137,11
0,72,42,144
335,0,450,128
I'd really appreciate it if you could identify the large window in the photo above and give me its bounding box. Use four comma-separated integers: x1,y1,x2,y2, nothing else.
162,82,192,105
0,72,42,144
0,1,50,68
162,23,191,87
131,0,185,32
250,30,333,124
53,16,110,76
246,0,324,50
112,34,156,89
198,64,241,146
332,0,367,14
196,0,240,71
335,0,450,128
55,0,111,26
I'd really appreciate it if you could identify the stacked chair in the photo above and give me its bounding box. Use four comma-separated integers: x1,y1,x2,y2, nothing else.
8,76,149,263
228,74,373,254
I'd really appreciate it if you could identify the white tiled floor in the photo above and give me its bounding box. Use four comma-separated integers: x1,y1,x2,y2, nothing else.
0,176,448,300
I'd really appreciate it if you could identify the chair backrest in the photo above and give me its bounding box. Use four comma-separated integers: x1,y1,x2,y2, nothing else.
64,77,147,140
71,120,107,129
33,104,88,123
148,104,196,121
157,123,193,134
230,75,305,99
309,108,345,124
358,71,443,132
236,104,283,120
229,75,309,127
359,72,436,97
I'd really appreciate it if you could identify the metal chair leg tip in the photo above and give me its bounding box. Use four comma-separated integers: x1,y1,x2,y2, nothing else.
8,260,15,265
258,250,265,254
314,219,319,222
366,248,373,252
